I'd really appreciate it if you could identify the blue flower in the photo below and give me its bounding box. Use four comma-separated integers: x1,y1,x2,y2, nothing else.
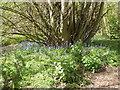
102,55,105,57
23,46,31,50
95,45,98,48
63,43,68,47
84,43,87,46
34,50,37,52
52,53,56,55
27,42,31,46
87,47,91,50
48,49,50,52
19,42,23,47
57,46,61,49
27,47,31,50
23,46,27,50
74,51,76,53
64,50,66,53
36,45,40,48
47,44,50,47
107,48,110,50
59,46,63,49
19,42,23,45
43,54,47,57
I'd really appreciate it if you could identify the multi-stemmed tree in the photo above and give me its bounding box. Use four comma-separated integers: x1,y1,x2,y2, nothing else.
0,1,105,47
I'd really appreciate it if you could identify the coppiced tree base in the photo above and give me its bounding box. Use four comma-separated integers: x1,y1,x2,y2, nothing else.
0,2,106,47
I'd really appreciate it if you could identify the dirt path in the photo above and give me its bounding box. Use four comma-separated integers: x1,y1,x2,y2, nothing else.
0,44,17,51
82,66,119,88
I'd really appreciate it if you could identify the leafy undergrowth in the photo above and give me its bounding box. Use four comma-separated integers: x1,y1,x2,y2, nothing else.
1,39,119,88
1,35,26,46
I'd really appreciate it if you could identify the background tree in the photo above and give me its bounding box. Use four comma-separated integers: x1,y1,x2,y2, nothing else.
99,2,119,39
0,1,106,47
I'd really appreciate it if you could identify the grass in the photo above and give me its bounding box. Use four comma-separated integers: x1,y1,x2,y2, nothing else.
1,35,26,46
91,35,119,54
1,35,119,88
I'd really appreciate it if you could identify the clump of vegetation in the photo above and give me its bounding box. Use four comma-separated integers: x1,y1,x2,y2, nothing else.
2,35,26,46
81,45,118,72
1,41,87,88
1,39,119,88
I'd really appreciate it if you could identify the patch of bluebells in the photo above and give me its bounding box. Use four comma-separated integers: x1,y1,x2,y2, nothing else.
43,43,65,50
81,42,119,72
19,41,40,47
85,40,105,49
18,41,41,53
83,40,113,60
17,41,113,60
15,40,120,74
107,48,110,50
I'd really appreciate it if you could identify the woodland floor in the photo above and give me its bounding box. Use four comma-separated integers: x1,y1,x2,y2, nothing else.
82,66,119,88
0,45,120,89
56,66,119,89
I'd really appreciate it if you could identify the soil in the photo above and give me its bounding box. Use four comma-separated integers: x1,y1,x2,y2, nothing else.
56,66,119,89
81,66,119,89
0,44,17,51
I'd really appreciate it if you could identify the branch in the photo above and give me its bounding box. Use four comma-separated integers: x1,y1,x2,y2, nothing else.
101,8,111,19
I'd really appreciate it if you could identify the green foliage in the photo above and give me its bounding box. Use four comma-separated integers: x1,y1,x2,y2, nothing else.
2,38,11,46
81,46,118,72
105,3,119,39
1,51,55,88
1,41,88,88
98,3,119,39
2,35,26,46
1,39,119,88
92,35,109,40
108,13,119,39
